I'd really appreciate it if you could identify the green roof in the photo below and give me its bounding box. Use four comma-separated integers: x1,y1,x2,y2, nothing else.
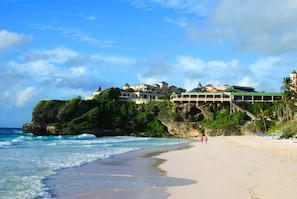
183,92,226,95
231,92,282,96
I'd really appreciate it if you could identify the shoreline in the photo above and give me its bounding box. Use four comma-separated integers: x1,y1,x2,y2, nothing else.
45,143,195,199
157,136,297,199
44,136,297,199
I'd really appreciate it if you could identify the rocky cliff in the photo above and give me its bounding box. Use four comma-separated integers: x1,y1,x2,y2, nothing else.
23,98,243,138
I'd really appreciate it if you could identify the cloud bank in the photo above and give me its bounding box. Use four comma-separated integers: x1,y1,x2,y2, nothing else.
0,29,32,53
187,0,297,55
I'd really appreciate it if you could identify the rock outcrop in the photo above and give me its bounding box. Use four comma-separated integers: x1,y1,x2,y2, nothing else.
23,99,243,138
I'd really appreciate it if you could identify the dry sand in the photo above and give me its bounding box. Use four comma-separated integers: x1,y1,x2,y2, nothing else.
157,136,297,199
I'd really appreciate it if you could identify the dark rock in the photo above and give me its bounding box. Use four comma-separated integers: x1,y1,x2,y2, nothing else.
22,99,242,138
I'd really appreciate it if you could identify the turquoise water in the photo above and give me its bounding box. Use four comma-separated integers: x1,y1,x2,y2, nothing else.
0,128,187,199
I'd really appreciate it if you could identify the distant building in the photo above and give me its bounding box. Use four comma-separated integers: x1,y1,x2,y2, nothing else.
290,70,297,92
168,85,178,92
191,83,250,93
85,86,102,100
227,85,255,92
86,81,173,103
120,81,170,103
123,81,169,93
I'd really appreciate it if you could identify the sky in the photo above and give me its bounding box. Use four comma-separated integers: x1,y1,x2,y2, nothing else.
1,0,297,127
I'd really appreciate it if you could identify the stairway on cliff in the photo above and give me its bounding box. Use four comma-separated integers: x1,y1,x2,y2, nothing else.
230,103,259,121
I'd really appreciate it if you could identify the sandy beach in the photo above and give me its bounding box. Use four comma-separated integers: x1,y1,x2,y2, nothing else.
45,144,194,199
157,136,297,199
46,136,297,199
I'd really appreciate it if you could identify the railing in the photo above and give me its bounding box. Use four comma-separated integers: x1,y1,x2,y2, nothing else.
171,92,282,104
239,125,257,135
171,94,232,103
119,98,165,104
231,103,258,121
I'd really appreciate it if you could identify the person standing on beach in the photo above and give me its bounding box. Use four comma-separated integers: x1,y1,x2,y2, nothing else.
200,134,208,144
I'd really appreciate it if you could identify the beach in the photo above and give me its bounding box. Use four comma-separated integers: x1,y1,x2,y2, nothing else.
45,136,297,199
45,144,195,199
157,136,297,199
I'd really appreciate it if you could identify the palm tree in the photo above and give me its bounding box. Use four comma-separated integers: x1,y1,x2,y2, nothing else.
279,77,294,121
280,77,291,93
259,108,269,132
283,92,293,121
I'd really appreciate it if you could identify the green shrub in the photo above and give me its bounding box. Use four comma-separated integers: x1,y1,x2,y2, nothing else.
208,111,246,129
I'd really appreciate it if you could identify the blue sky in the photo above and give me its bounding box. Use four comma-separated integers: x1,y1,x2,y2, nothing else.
1,0,297,127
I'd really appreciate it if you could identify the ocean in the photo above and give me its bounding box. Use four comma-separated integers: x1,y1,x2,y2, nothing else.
0,128,188,199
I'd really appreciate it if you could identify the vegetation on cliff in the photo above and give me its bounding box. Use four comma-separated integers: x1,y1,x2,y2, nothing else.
23,88,173,137
207,111,246,129
23,83,297,137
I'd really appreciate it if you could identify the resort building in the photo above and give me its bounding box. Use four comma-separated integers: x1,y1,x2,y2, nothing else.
86,82,171,103
85,86,102,100
171,84,282,104
86,81,283,106
123,81,169,93
120,90,164,104
121,81,169,104
191,83,255,93
290,70,297,92
194,82,230,92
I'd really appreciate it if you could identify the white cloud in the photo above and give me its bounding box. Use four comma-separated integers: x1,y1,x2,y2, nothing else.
41,47,79,63
28,24,116,48
249,57,281,78
163,16,188,27
151,0,210,16
237,76,259,88
29,60,56,76
15,87,36,108
71,66,87,76
84,16,98,21
92,55,135,65
1,44,137,95
173,56,247,90
137,74,160,85
174,54,296,92
8,47,84,78
133,57,171,85
0,91,10,107
246,55,297,91
187,0,297,55
176,56,206,70
125,0,213,16
184,79,199,91
176,56,241,74
0,29,32,53
8,58,57,78
173,55,290,91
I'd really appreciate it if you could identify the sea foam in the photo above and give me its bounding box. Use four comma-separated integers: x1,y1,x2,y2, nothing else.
0,128,188,199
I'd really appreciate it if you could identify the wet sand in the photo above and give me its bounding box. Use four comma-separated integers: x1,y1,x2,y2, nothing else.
46,136,297,199
45,144,195,199
157,136,297,199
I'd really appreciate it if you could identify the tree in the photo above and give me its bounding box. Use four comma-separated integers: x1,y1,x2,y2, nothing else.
280,77,291,93
259,108,269,132
280,77,294,121
282,92,293,121
177,87,186,93
93,87,121,101
125,88,135,92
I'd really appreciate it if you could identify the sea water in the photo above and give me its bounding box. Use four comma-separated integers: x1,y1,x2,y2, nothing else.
0,128,188,199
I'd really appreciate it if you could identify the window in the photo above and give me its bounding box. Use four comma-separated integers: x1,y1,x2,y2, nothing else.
254,96,262,100
263,96,272,100
244,96,252,100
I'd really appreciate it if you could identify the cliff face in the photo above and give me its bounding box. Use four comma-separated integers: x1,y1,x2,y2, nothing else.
22,99,242,137
23,99,97,136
